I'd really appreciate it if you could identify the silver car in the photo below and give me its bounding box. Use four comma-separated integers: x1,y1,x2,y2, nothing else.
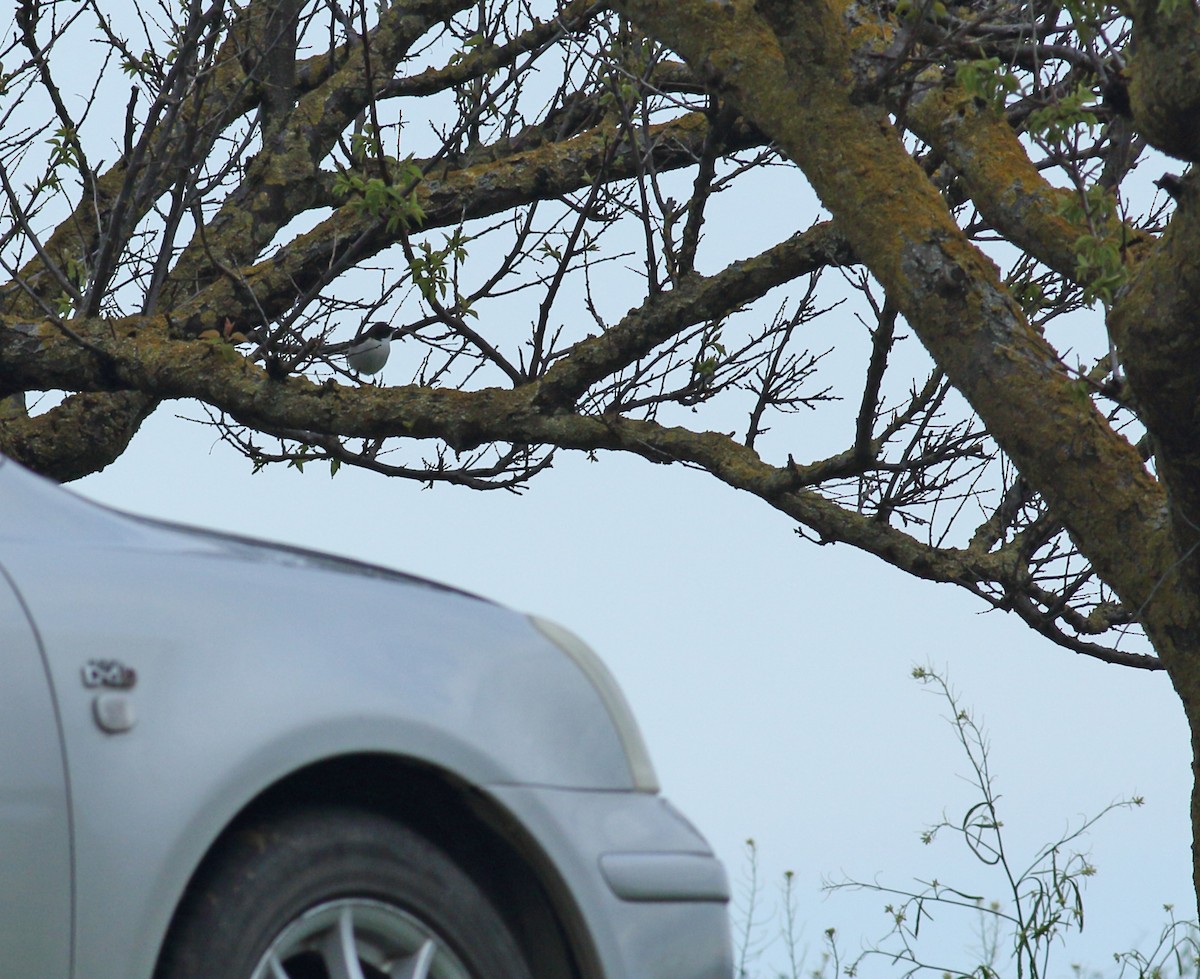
0,456,732,979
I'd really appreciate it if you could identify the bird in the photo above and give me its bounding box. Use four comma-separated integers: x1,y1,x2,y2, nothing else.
344,322,397,376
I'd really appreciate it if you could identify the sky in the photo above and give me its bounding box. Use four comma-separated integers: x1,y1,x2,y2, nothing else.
74,401,1195,978
20,2,1195,974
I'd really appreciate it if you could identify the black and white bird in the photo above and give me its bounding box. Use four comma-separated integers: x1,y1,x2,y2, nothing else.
344,322,397,376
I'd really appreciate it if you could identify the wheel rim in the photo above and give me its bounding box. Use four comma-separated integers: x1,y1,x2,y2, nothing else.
250,898,474,979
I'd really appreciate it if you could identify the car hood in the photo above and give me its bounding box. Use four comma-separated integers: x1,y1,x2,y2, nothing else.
0,454,645,794
0,455,482,600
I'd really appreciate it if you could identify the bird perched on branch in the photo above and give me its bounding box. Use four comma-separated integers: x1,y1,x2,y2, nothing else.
344,322,400,376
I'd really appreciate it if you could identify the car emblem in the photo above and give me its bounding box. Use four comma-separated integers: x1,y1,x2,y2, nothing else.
81,659,137,690
81,660,139,733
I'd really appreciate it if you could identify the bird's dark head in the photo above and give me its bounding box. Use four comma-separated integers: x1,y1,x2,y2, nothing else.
359,321,394,342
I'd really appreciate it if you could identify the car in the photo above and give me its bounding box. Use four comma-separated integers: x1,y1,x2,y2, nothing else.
0,454,733,979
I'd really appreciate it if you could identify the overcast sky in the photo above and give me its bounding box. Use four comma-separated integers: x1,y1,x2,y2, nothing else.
74,401,1193,977
22,2,1191,972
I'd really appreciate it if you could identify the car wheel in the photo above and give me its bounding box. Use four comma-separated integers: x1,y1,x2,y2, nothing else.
155,805,534,979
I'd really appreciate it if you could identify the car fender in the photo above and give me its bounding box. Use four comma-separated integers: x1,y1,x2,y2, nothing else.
4,537,635,979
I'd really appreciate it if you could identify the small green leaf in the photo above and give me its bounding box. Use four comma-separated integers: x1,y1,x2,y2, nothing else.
957,57,1019,109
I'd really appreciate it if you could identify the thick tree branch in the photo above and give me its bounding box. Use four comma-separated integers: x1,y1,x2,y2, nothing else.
0,391,154,480
535,221,851,406
904,83,1110,281
172,110,767,331
162,0,477,310
383,0,603,99
0,4,1184,672
611,0,1173,649
1127,0,1200,161
0,312,1100,642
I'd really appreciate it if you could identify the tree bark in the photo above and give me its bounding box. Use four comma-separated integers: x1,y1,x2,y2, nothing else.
611,0,1200,912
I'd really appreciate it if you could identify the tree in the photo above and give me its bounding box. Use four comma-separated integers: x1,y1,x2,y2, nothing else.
0,0,1195,910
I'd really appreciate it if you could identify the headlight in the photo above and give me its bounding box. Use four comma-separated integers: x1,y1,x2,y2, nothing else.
529,615,660,792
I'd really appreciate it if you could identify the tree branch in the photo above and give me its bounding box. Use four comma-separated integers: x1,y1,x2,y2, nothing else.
612,0,1173,641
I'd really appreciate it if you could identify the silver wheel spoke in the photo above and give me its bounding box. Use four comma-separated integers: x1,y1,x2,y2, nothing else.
391,937,437,979
250,898,473,979
321,905,367,979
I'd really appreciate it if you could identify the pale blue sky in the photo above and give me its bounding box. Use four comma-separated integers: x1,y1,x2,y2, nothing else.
76,402,1193,977
26,2,1190,970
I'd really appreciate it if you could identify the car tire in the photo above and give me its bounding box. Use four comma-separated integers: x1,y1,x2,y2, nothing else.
154,805,534,979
